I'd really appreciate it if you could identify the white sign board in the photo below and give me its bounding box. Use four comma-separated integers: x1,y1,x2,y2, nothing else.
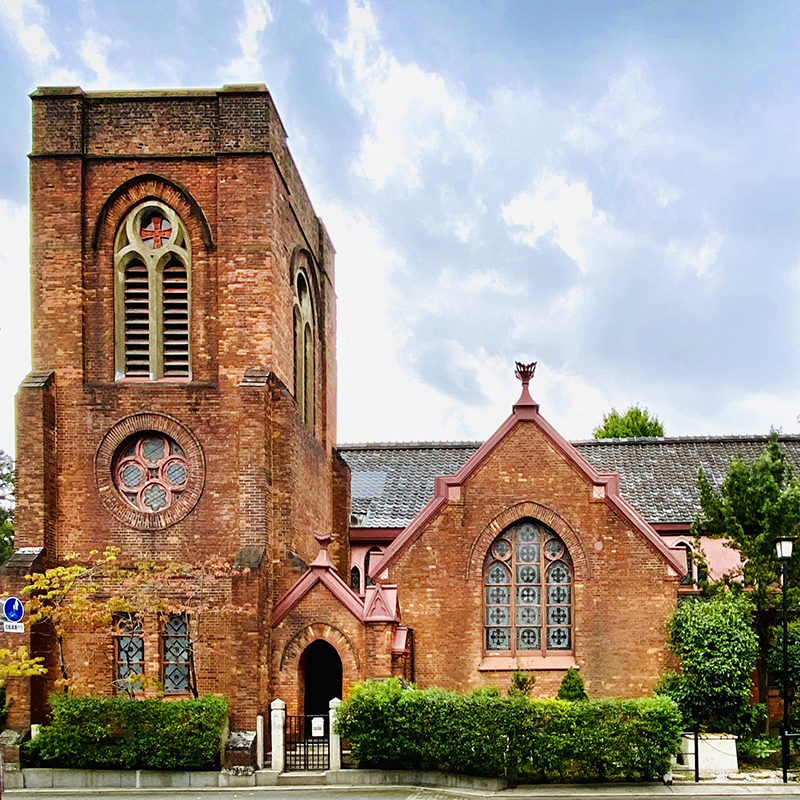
3,622,24,633
311,716,325,738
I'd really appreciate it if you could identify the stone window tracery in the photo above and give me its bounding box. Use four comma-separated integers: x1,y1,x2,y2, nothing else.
293,265,315,431
113,432,189,514
484,519,573,656
115,200,191,380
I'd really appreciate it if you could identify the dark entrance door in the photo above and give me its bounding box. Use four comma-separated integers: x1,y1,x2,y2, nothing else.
284,640,342,772
302,639,342,717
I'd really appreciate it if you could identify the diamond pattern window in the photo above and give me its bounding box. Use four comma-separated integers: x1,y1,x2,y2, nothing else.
484,519,573,656
113,613,144,694
162,614,191,694
115,201,191,380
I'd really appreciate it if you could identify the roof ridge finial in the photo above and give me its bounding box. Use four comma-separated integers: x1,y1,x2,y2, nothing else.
514,361,538,408
310,531,335,568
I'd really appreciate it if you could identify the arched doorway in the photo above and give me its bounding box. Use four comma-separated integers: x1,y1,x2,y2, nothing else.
300,639,342,717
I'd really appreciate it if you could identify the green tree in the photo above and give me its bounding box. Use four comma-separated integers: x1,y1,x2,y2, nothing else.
0,450,14,565
592,406,664,439
692,430,800,715
658,593,758,732
557,667,588,701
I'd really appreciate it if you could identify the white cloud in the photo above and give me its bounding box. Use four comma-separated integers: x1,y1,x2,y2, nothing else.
220,0,272,82
330,0,485,190
0,199,32,455
0,0,57,63
666,231,725,280
501,174,613,274
79,30,117,89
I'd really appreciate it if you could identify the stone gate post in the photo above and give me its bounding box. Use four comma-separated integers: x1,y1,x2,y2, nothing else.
329,697,341,771
270,698,286,772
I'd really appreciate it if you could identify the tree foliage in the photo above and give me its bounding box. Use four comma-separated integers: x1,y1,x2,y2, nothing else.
657,593,758,732
0,450,14,565
17,548,253,696
557,667,588,701
692,430,800,714
592,406,664,439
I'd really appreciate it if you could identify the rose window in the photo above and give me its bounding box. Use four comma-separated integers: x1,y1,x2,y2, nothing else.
113,433,188,513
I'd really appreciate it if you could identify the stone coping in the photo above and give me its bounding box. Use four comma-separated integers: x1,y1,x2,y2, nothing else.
3,767,506,791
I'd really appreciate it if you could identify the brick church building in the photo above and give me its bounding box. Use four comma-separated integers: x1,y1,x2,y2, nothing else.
5,85,800,740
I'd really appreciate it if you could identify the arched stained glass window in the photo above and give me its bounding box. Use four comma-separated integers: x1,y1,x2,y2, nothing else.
484,519,573,655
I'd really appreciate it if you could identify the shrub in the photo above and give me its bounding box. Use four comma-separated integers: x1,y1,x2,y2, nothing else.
335,679,681,781
557,668,587,701
22,694,229,770
658,592,758,732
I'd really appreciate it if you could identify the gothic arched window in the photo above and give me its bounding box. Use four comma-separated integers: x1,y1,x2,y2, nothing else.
293,267,315,430
115,201,191,380
484,519,573,655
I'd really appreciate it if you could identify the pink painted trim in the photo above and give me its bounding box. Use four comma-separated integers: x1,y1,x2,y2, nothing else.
349,528,403,542
479,655,577,671
369,403,686,580
271,564,365,627
364,583,401,622
392,626,409,654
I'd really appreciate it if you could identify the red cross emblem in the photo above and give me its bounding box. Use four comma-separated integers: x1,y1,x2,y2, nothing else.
140,215,172,249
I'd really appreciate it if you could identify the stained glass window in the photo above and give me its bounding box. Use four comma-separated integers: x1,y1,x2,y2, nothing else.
162,614,191,694
114,613,144,693
113,432,189,513
483,520,573,655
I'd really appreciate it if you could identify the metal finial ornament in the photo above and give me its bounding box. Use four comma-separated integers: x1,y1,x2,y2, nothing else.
515,361,537,386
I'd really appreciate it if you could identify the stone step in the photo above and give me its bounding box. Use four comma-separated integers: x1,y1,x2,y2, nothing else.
277,771,328,786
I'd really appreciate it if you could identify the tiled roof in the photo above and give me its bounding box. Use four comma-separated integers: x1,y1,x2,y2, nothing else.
338,435,800,528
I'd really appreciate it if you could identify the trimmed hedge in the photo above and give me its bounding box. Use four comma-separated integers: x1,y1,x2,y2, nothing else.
22,694,229,770
335,679,681,781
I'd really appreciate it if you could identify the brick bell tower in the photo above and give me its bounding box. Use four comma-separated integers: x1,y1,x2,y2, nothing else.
6,85,350,730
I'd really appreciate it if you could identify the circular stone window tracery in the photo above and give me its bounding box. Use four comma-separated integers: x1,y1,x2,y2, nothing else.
96,413,204,529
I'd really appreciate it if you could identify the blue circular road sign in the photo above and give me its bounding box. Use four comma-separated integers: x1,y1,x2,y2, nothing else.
3,597,24,622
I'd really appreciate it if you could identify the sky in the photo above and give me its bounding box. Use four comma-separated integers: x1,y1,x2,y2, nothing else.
1,0,800,456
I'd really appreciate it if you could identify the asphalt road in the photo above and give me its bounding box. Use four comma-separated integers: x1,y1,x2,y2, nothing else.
9,788,800,800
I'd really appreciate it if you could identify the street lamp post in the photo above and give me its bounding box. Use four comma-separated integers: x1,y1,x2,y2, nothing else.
776,536,794,784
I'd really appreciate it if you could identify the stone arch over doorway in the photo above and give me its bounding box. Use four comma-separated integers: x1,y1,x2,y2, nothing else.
278,622,361,714
299,639,342,717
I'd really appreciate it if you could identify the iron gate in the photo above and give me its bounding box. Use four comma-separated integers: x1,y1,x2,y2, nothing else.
285,714,330,771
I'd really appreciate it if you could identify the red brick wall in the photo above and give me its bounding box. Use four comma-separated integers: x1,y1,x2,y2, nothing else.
385,421,679,699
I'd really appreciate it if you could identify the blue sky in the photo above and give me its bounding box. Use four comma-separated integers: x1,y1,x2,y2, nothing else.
1,0,800,455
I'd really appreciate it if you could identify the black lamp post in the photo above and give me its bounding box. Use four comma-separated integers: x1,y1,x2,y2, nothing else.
776,536,794,784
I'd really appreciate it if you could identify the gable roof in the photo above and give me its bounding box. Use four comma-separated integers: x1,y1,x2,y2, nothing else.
358,393,686,579
339,434,800,528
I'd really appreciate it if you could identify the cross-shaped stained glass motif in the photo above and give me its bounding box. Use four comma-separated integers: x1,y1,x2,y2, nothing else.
483,520,573,656
140,214,172,249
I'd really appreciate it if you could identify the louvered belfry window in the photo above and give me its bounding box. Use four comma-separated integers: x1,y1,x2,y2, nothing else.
115,201,191,380
162,261,190,377
123,261,150,377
